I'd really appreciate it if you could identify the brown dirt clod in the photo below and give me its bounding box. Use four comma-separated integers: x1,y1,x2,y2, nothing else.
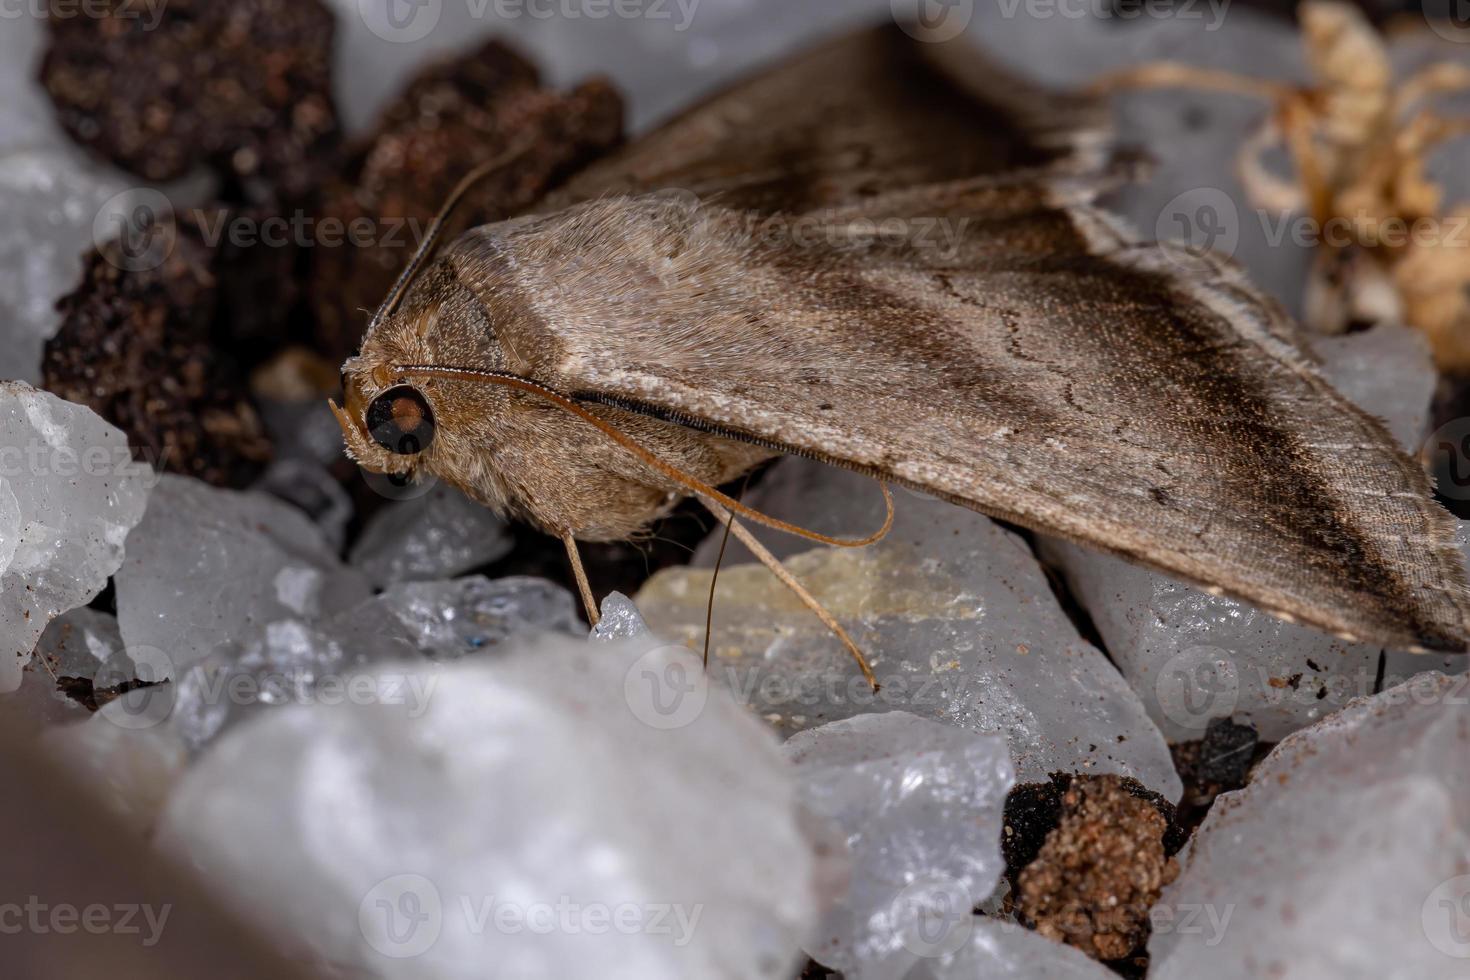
40,0,342,200
1013,774,1180,963
42,232,273,488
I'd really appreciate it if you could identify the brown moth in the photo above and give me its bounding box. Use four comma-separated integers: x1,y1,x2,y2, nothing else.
333,25,1470,676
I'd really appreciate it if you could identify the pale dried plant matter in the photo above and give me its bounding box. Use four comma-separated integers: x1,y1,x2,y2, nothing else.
1094,1,1470,369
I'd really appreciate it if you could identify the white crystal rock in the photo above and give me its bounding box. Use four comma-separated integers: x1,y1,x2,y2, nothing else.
157,635,827,980
637,458,1182,801
256,459,355,553
1042,324,1449,742
114,474,370,677
899,917,1122,980
330,575,582,662
785,712,1015,980
4,607,126,725
349,484,513,588
40,698,189,837
591,591,652,642
0,10,66,156
168,619,362,752
0,383,153,693
0,151,145,383
166,575,580,751
1149,671,1470,979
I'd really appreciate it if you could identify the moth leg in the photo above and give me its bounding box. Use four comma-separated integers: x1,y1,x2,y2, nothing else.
562,531,601,627
698,497,880,692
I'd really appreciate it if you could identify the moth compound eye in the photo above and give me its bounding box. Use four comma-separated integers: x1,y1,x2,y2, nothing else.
366,385,436,455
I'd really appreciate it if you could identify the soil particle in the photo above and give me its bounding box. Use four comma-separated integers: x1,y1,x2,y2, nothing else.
1170,717,1269,834
42,232,272,488
40,0,342,200
1006,774,1180,965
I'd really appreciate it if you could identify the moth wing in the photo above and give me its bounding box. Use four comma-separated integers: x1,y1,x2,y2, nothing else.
474,175,1470,653
545,23,1107,213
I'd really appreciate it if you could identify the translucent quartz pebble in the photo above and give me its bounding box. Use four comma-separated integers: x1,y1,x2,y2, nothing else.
114,474,370,677
786,712,1015,980
1149,672,1470,979
348,484,513,588
158,634,827,979
637,459,1182,801
0,383,152,693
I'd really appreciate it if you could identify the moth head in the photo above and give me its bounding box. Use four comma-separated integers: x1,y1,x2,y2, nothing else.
330,269,508,494
333,355,434,480
331,142,550,492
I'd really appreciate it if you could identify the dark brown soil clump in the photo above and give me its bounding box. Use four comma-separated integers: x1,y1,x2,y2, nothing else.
42,231,272,488
40,0,341,200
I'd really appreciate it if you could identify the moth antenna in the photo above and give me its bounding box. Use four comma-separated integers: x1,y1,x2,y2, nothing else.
704,474,749,669
369,139,535,331
394,365,896,549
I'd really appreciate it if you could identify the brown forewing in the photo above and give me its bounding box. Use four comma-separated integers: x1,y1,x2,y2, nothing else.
545,24,1108,214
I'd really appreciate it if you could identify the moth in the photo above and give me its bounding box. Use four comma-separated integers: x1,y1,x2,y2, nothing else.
333,24,1470,686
